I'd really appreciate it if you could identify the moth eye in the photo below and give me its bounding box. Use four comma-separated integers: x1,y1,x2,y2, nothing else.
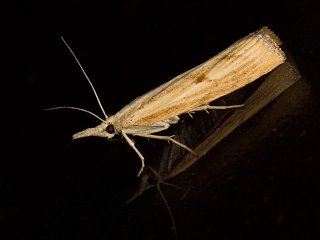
105,124,115,134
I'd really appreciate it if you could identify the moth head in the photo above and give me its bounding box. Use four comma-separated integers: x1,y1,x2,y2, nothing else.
72,118,117,140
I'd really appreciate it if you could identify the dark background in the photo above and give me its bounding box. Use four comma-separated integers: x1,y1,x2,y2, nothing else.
3,0,320,239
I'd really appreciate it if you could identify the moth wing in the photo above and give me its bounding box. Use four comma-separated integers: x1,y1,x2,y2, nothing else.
115,27,285,128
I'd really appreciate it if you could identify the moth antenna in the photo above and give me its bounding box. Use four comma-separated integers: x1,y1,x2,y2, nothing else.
61,37,108,120
45,106,105,122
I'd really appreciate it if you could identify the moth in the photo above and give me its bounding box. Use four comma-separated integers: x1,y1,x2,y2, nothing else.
47,26,285,176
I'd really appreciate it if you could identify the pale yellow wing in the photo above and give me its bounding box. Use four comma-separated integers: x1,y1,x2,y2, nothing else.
114,27,285,128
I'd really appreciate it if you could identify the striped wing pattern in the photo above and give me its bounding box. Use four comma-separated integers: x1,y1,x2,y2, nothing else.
114,27,285,129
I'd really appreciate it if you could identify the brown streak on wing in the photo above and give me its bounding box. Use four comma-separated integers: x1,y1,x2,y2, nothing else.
113,27,285,129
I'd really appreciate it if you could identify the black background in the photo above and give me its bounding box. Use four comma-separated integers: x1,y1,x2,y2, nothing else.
3,0,320,239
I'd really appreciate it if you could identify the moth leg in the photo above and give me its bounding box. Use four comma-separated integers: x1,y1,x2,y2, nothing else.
135,133,198,157
122,132,145,177
190,104,244,112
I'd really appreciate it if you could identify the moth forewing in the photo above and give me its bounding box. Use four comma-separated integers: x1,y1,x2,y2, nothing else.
113,26,285,129
51,26,285,177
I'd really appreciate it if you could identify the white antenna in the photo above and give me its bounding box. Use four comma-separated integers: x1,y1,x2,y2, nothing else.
45,106,105,122
61,37,108,120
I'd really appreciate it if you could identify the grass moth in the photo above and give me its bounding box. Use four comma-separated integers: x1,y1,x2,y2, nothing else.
47,26,286,177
